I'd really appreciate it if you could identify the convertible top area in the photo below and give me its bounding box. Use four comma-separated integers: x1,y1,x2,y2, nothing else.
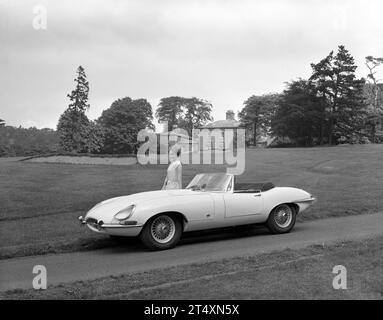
234,182,275,193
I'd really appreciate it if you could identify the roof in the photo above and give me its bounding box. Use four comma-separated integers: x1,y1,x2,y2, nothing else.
199,119,243,129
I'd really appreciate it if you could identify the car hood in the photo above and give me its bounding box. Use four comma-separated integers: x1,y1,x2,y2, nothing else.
85,189,201,221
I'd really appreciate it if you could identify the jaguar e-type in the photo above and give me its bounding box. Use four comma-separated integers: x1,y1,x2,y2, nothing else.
79,173,316,250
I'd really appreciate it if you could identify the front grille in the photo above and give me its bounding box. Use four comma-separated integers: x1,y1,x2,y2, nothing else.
86,217,98,225
86,217,102,230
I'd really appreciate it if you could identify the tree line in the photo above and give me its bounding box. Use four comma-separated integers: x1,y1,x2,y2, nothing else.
239,46,383,146
1,45,382,156
0,126,59,156
55,66,214,154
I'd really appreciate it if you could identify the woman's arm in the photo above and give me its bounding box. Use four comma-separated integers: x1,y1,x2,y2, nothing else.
162,174,168,190
177,164,182,189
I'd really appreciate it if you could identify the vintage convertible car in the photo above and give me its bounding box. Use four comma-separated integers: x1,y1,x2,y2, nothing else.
79,173,315,250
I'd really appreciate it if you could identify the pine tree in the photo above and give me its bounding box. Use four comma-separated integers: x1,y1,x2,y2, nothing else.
310,45,366,144
67,66,90,112
271,80,323,146
57,66,101,152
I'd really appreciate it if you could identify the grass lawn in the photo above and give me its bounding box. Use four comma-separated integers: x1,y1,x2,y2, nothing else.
2,236,382,299
0,144,382,259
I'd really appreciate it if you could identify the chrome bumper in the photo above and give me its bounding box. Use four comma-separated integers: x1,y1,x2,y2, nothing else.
78,216,143,229
295,197,317,204
79,216,86,225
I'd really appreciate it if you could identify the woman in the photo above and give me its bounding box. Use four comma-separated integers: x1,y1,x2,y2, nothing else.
162,149,182,190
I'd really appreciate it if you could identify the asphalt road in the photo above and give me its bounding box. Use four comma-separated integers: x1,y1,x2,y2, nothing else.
1,212,382,291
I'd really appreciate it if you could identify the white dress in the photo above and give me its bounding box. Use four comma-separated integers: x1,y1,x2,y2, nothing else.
164,159,182,190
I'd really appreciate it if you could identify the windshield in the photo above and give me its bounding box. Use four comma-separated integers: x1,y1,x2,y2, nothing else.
186,173,231,192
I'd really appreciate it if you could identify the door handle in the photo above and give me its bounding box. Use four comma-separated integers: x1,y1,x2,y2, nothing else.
253,194,261,197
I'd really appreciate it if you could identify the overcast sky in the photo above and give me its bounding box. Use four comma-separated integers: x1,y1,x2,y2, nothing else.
1,0,382,130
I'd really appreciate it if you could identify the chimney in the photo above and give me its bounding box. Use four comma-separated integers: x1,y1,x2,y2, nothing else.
158,121,168,133
226,110,235,121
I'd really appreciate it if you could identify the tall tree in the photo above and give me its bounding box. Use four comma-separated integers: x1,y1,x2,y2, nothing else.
98,97,154,154
365,56,383,142
67,66,90,112
309,45,366,144
365,56,383,110
57,66,100,152
271,80,324,146
239,94,279,146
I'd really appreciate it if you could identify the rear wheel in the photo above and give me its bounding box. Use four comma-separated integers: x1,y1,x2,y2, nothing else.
267,204,296,234
140,214,182,250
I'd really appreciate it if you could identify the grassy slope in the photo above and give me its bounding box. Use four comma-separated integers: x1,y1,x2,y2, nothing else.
0,145,382,259
2,236,383,299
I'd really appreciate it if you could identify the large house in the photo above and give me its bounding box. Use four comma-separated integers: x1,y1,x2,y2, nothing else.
197,110,244,150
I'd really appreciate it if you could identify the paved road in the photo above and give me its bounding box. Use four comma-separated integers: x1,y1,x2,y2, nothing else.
1,213,382,291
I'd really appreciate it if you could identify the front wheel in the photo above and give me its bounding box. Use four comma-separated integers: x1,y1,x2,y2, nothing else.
140,214,182,250
267,204,296,234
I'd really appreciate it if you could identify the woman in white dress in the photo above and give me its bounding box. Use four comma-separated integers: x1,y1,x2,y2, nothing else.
162,149,182,190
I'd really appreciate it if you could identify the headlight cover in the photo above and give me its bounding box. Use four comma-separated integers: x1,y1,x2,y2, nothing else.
114,205,136,221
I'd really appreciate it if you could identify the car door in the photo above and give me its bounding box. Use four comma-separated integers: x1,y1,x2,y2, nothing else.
223,192,264,218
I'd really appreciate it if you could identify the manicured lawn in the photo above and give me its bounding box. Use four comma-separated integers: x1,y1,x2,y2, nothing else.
3,236,383,299
0,144,382,259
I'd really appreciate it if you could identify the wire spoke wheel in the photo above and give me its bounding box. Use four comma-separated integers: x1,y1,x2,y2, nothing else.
150,215,176,244
273,204,293,228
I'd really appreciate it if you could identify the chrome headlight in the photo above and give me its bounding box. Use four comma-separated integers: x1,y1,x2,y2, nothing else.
114,205,136,221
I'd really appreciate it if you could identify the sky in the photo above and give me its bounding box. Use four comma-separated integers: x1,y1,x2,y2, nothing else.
1,0,382,130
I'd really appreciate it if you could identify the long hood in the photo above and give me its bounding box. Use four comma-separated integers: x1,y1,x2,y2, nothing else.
85,189,200,221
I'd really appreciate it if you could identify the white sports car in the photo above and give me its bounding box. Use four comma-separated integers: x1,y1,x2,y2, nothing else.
79,173,316,250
